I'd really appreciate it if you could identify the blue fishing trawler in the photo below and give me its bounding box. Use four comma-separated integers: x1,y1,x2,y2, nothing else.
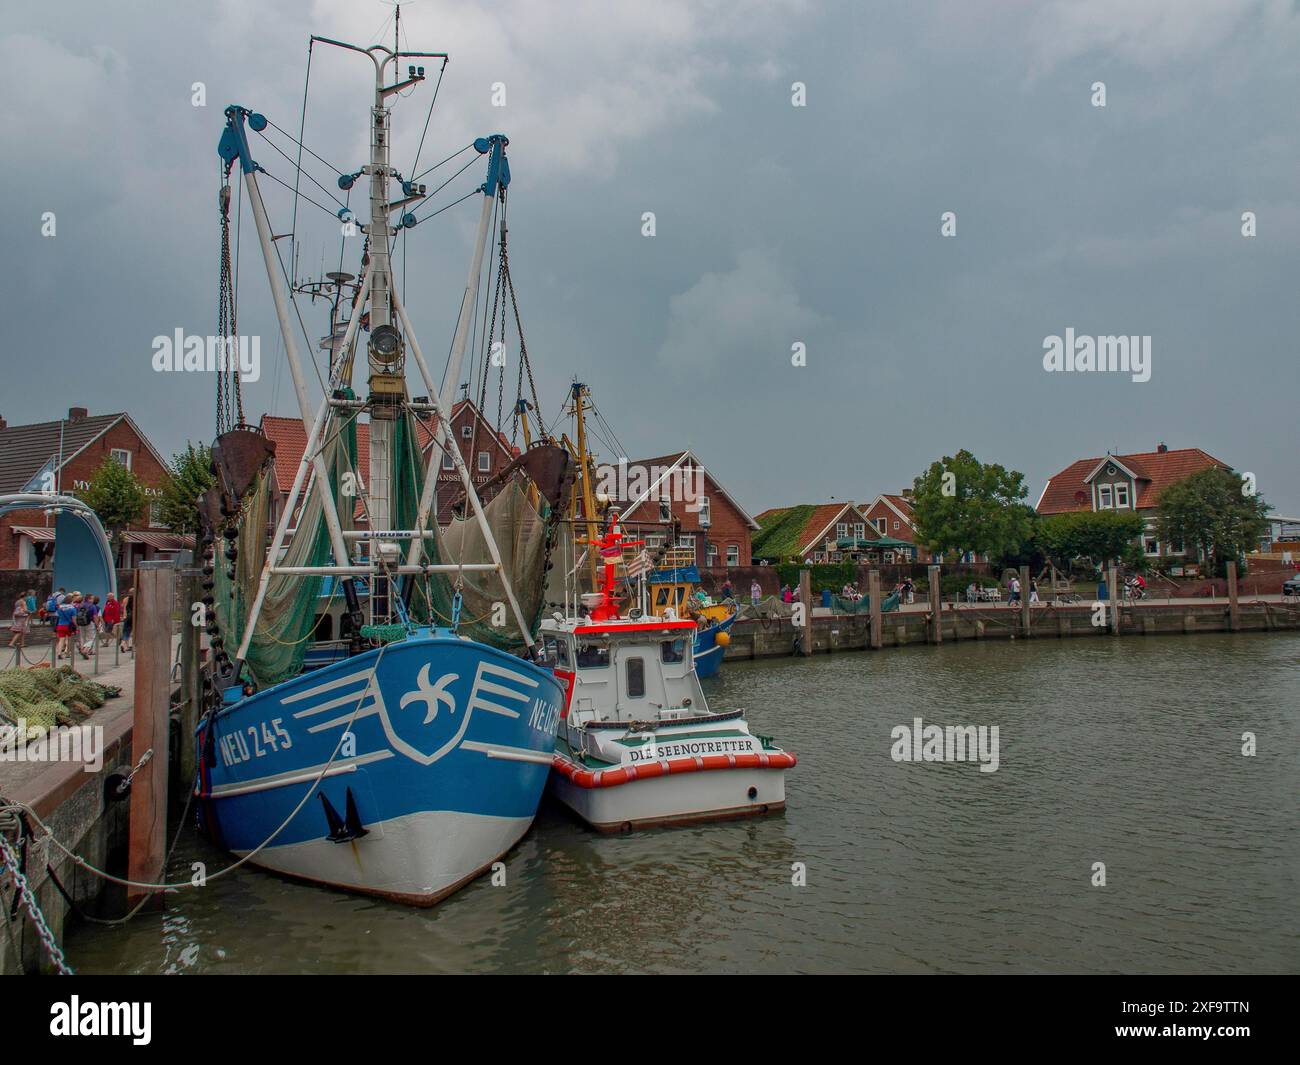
193,27,571,905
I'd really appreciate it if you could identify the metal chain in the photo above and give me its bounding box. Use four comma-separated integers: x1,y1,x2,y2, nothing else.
112,747,154,798
217,163,245,435
0,831,74,974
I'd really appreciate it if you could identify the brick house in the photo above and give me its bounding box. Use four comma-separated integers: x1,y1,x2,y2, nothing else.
1035,443,1230,561
0,407,186,570
602,450,758,569
752,501,881,564
862,493,924,562
261,399,518,529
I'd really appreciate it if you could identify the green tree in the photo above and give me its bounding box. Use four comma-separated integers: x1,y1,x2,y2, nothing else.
1037,510,1146,572
81,456,147,561
159,443,216,535
910,450,1036,561
1157,467,1269,575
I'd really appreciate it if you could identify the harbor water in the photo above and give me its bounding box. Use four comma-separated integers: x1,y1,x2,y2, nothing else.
66,633,1299,974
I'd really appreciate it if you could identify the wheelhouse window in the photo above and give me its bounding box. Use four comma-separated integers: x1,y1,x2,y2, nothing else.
542,636,571,668
575,639,610,669
661,639,686,663
625,657,645,698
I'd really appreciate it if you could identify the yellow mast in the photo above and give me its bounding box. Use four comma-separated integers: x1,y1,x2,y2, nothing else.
570,382,601,592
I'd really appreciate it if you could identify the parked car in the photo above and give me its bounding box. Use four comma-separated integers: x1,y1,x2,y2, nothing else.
1282,573,1300,597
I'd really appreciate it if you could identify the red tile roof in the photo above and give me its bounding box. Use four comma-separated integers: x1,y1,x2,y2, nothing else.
1037,447,1228,514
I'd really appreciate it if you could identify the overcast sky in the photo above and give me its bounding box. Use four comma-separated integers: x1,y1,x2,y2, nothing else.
2,0,1297,516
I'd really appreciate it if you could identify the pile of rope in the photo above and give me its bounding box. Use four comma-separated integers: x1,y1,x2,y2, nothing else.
0,667,121,736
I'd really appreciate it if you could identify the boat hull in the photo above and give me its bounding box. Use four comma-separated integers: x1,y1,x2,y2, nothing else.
196,633,564,904
549,752,788,832
692,610,736,679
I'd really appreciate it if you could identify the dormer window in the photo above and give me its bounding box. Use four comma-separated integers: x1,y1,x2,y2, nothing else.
1114,483,1130,508
1098,484,1113,509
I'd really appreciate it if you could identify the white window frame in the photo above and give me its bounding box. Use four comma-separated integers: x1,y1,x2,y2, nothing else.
726,543,739,567
853,522,864,539
1115,483,1130,509
1143,535,1160,556
1098,484,1113,509
111,448,132,470
441,451,454,471
461,425,472,439
676,533,696,550
836,522,848,539
698,495,711,527
149,501,165,528
706,541,719,566
659,497,671,522
477,451,490,473
876,517,887,533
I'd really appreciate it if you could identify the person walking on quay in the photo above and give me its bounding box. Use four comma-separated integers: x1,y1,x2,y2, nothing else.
720,579,734,602
780,584,792,604
1007,573,1021,607
120,588,135,652
73,593,97,660
54,594,78,660
102,592,122,647
751,578,762,605
43,586,66,625
1029,577,1039,604
8,591,32,652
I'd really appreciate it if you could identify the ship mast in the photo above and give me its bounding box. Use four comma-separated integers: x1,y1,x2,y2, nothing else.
217,27,540,666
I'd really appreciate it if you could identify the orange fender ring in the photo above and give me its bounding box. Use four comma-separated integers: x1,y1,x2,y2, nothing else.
552,750,797,789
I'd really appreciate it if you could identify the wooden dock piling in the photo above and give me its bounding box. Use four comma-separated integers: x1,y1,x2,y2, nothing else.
127,563,174,909
868,569,882,649
927,564,942,644
1227,561,1240,632
799,569,813,656
1020,564,1031,636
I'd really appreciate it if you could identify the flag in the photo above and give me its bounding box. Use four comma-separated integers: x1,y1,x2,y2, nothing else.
625,550,653,577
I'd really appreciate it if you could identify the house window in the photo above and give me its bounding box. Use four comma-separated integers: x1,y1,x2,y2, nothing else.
659,497,671,522
813,552,825,563
477,451,490,473
884,551,895,564
441,451,454,470
1143,536,1160,556
644,534,664,549
876,517,887,533
1115,483,1130,508
698,496,711,527
1169,540,1185,554
726,543,739,567
853,522,864,539
461,425,472,439
1098,484,1113,509
676,533,695,551
706,542,718,566
111,449,132,470
625,657,646,699
893,520,900,531
836,522,848,539
149,502,164,528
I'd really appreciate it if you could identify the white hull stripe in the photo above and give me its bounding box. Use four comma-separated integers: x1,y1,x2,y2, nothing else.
460,740,554,765
208,749,393,798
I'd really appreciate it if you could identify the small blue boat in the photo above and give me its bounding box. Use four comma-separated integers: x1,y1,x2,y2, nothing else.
197,630,564,904
691,608,737,679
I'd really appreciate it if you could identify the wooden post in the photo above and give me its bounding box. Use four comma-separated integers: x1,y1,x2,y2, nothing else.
1107,563,1120,636
1019,564,1031,637
868,568,882,650
178,569,203,786
127,563,174,910
1226,561,1240,632
799,569,813,656
927,564,942,644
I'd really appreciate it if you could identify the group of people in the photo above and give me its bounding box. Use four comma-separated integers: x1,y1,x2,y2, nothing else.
7,586,134,660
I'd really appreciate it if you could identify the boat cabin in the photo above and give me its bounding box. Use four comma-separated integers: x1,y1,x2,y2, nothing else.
540,617,705,725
